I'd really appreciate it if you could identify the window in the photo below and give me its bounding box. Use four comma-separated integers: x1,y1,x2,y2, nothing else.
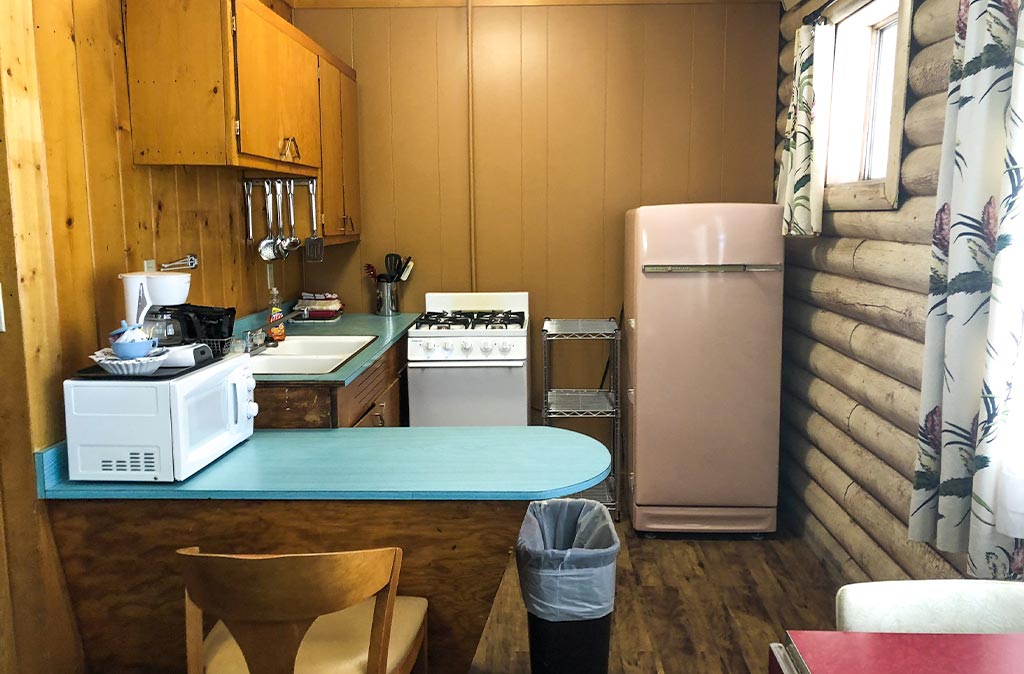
814,0,910,210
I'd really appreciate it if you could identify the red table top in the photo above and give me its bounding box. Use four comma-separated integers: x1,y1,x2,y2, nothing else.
788,630,1024,674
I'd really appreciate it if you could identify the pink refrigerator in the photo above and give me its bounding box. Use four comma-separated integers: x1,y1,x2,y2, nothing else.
624,203,784,533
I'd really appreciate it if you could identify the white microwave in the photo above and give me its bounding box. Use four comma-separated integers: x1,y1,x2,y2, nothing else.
63,354,259,482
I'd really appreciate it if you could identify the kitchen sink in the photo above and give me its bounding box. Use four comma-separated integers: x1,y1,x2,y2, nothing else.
250,336,377,375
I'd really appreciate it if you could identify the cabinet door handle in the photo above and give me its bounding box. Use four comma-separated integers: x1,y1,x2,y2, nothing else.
374,402,386,426
289,136,301,160
278,137,290,160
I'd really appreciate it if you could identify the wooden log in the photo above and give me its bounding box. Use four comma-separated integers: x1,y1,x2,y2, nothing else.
777,106,788,137
780,39,795,75
913,0,957,48
905,93,946,149
781,486,871,585
822,196,936,244
781,0,829,40
786,236,930,294
783,328,920,435
782,364,918,480
853,240,931,295
901,144,942,196
783,392,912,523
782,424,963,579
781,454,910,581
784,298,923,388
909,37,953,98
787,236,862,281
779,74,793,107
784,266,927,341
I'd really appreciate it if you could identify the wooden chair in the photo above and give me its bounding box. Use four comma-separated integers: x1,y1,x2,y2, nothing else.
177,546,428,674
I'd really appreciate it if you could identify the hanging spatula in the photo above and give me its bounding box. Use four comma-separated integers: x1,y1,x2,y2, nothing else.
304,179,324,263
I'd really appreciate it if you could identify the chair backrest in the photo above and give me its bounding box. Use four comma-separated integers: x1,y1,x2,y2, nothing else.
177,546,403,674
836,579,1024,633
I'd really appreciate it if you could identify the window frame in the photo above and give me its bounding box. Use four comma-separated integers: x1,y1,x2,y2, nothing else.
816,0,914,211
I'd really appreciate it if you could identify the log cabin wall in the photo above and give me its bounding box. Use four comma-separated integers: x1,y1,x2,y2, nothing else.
34,0,304,386
296,3,781,419
776,0,967,581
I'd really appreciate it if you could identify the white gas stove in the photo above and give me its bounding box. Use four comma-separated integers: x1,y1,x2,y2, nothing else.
408,292,529,426
408,292,529,361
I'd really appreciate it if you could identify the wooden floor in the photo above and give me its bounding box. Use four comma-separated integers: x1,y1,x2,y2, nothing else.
469,521,840,674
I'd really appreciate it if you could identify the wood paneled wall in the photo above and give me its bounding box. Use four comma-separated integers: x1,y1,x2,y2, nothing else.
297,4,780,411
776,0,966,581
35,0,304,384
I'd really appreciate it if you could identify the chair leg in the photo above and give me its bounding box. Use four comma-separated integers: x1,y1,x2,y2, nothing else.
412,620,428,674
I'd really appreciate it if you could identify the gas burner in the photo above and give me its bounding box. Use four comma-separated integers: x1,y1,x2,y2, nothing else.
475,310,526,329
414,311,472,330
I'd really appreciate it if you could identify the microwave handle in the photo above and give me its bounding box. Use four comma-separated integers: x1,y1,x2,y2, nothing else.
232,377,247,427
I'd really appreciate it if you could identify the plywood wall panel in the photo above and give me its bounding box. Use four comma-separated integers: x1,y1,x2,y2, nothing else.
641,6,694,206
601,6,643,324
723,2,779,202
436,8,473,292
473,7,525,292
392,10,446,306
689,5,728,203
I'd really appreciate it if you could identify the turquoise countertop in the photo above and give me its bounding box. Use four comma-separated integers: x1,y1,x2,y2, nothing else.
35,426,611,501
240,312,420,385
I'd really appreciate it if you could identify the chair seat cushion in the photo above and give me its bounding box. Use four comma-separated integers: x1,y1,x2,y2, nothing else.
205,595,428,674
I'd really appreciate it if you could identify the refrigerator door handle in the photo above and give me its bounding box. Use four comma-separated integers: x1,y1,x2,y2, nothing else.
641,263,783,273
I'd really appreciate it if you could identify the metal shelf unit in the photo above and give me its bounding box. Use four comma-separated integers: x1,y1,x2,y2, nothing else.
541,318,622,519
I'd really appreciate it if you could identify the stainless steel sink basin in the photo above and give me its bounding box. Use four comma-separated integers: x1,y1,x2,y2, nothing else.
250,336,376,375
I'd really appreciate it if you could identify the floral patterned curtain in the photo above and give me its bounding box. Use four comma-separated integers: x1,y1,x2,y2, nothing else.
910,0,1024,579
776,24,830,236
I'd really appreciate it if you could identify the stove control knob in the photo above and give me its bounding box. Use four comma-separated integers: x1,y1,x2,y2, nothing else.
442,341,454,352
480,342,494,354
460,341,473,352
499,341,512,354
247,401,260,419
423,341,436,352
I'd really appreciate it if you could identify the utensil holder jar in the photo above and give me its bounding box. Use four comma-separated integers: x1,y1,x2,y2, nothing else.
375,280,399,316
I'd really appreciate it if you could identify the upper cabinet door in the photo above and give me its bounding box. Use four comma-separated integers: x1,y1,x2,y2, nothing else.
235,0,321,167
340,71,362,235
318,59,346,237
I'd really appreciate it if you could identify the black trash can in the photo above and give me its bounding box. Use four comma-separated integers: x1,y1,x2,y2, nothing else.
515,499,620,674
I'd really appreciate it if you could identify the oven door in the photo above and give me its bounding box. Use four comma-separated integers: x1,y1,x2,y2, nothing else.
408,360,529,426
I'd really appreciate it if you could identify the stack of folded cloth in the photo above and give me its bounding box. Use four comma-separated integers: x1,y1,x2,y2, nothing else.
296,292,345,321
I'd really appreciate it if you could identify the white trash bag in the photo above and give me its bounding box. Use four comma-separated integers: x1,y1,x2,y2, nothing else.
515,498,620,622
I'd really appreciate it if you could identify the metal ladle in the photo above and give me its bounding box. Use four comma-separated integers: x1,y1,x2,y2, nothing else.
273,179,290,259
257,179,278,262
284,179,302,252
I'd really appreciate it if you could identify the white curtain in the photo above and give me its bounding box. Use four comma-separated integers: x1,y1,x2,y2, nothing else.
910,0,1024,579
776,24,832,236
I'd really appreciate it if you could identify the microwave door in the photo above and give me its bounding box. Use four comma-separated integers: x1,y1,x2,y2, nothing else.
169,360,249,480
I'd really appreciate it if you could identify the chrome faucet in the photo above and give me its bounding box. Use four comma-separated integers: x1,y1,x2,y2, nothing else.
242,308,307,355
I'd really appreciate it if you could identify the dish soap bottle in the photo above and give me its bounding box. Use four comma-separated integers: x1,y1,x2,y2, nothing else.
268,287,286,342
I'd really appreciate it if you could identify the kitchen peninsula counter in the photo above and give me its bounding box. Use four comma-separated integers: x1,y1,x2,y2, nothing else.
38,426,611,674
36,426,609,499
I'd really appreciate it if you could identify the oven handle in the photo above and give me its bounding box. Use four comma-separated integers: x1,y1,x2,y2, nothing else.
408,360,525,368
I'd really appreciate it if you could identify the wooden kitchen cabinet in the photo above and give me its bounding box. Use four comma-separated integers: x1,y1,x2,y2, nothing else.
255,339,406,429
318,60,361,244
124,0,331,173
235,1,321,167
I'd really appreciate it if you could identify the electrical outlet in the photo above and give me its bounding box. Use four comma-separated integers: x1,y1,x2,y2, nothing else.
143,259,157,272
266,264,274,289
